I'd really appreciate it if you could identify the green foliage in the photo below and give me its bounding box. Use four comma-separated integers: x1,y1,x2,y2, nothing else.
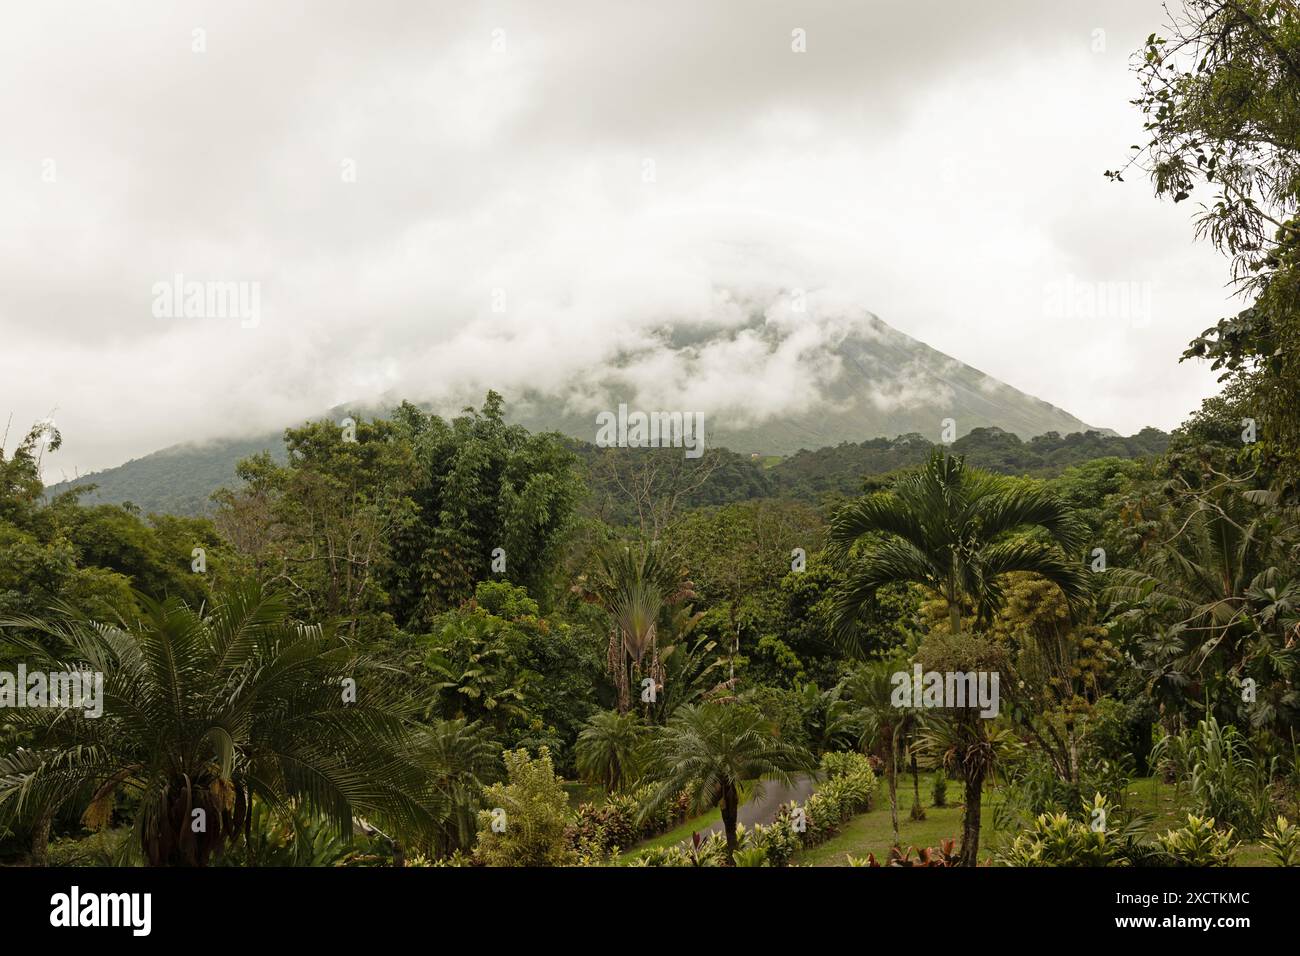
1152,716,1274,837
732,846,769,867
829,450,1088,652
770,429,1168,503
1113,0,1300,492
575,710,646,792
0,421,213,624
627,843,695,866
1155,814,1239,867
422,611,533,728
931,771,948,807
749,816,802,866
416,718,502,857
790,753,877,847
1261,815,1300,866
419,582,603,769
1104,482,1300,733
473,747,577,867
624,821,791,868
0,584,447,866
389,393,582,625
997,794,1132,867
568,783,690,857
577,540,695,714
214,416,419,635
638,702,813,863
220,801,385,867
819,750,874,782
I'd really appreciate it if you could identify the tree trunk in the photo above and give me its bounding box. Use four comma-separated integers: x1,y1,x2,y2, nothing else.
29,806,53,867
1132,717,1153,776
959,770,984,867
886,736,899,846
909,748,925,820
721,783,739,865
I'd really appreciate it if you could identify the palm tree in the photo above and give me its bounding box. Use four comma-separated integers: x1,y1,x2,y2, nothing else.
415,718,501,858
0,584,447,866
1105,484,1298,729
577,543,694,714
828,450,1087,864
638,702,813,864
842,660,908,845
575,709,646,792
916,710,1011,864
828,450,1089,647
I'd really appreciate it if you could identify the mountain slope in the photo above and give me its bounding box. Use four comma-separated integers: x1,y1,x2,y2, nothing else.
506,313,1105,455
51,311,1112,515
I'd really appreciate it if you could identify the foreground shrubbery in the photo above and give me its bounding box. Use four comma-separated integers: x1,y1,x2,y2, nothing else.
567,784,692,858
996,794,1253,868
473,748,577,867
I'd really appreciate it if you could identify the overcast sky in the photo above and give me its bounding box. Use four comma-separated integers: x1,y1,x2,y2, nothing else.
1,0,1234,482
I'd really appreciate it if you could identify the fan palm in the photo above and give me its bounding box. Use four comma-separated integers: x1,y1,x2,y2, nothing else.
0,584,447,866
578,543,694,713
638,702,813,864
828,450,1089,648
575,709,646,792
415,717,501,857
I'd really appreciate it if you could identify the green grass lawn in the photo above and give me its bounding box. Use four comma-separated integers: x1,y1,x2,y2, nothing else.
795,772,1282,866
1122,774,1275,865
795,773,1003,866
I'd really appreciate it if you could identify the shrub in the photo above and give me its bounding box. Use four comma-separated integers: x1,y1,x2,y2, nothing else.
750,815,801,867
733,846,769,867
932,772,948,808
627,844,693,866
474,747,577,866
996,749,1134,831
566,784,691,857
863,840,960,867
1261,815,1300,867
998,815,1129,867
1155,815,1238,867
798,756,876,847
1152,716,1273,838
996,794,1141,867
819,750,874,781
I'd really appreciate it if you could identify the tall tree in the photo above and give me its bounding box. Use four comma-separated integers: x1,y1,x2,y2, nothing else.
215,416,418,637
1109,0,1300,493
577,542,694,714
388,393,582,627
828,450,1089,647
827,450,1088,864
638,702,812,864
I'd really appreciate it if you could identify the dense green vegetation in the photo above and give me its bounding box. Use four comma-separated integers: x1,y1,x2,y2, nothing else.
3,0,1300,870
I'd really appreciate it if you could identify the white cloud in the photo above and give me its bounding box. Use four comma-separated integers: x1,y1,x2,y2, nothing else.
0,0,1231,481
